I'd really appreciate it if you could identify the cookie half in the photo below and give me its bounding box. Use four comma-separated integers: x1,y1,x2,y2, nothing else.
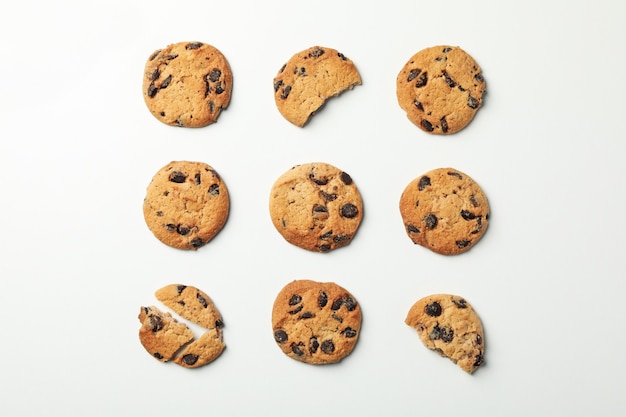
142,41,232,127
272,280,362,365
143,161,230,250
138,306,195,362
155,284,224,330
273,46,362,127
399,167,489,255
405,294,485,374
269,162,363,253
396,45,486,134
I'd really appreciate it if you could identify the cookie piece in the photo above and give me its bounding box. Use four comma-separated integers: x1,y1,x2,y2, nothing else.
155,284,224,330
269,162,363,253
405,294,485,374
272,280,362,365
143,161,230,250
138,306,195,362
396,45,486,134
399,167,489,255
273,46,361,127
174,328,225,369
142,41,232,127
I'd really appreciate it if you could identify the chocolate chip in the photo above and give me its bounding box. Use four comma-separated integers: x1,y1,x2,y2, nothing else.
418,176,431,191
149,68,160,81
309,48,325,58
415,71,428,88
194,173,201,185
430,324,454,342
289,295,302,305
165,54,178,60
476,334,482,345
318,244,331,252
422,119,434,132
197,293,208,308
190,238,204,248
160,75,172,89
469,195,479,207
447,171,463,179
407,69,421,82
274,330,288,343
166,224,176,232
280,85,291,99
344,296,358,311
331,298,343,310
215,319,224,329
214,81,224,95
289,305,303,314
209,69,221,82
423,213,438,229
473,353,484,367
467,95,479,109
176,225,190,235
442,47,453,53
312,205,328,216
442,70,457,88
169,171,186,183
331,313,343,323
456,240,471,248
321,340,335,354
342,327,357,338
149,50,161,61
186,42,203,50
320,191,337,201
208,184,220,195
340,204,359,219
176,285,186,294
425,301,442,317
156,211,163,216
461,210,476,220
291,342,305,356
153,352,163,359
147,82,158,98
181,354,199,365
337,52,347,61
451,298,468,308
274,79,283,92
407,224,420,234
440,116,448,133
309,337,319,354
318,291,328,308
299,312,314,319
414,100,424,111
333,235,350,244
340,171,353,185
149,316,163,332
320,231,333,240
309,173,328,185
475,73,484,83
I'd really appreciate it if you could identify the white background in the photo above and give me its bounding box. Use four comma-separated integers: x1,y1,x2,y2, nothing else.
1,0,625,415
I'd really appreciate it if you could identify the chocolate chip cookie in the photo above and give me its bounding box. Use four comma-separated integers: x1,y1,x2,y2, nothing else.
155,284,224,330
405,294,485,374
396,45,486,134
138,306,195,362
142,41,232,127
272,280,362,365
399,167,489,255
143,161,230,250
273,46,362,127
269,162,363,253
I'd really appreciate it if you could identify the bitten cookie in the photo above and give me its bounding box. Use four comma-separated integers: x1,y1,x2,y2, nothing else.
272,280,362,365
143,161,230,250
269,162,363,253
399,167,489,255
405,294,485,374
142,41,232,127
396,45,486,134
138,306,195,362
273,46,361,127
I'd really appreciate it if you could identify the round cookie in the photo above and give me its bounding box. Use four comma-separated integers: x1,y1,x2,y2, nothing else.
142,41,232,127
405,294,485,374
269,162,363,253
143,161,230,250
399,167,489,255
273,46,362,127
138,306,195,362
272,280,362,365
396,45,486,134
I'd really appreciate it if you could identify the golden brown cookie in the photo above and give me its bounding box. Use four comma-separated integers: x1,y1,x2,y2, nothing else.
405,294,485,374
269,162,363,253
272,280,362,365
155,284,224,330
273,46,361,127
396,45,486,134
138,306,195,362
143,161,230,250
173,328,225,369
399,167,489,255
142,41,232,127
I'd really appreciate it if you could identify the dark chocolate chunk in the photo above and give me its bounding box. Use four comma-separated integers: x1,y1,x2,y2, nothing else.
181,354,199,365
194,173,201,185
442,70,457,88
291,342,305,356
318,291,328,308
407,68,421,82
423,213,438,229
320,230,333,240
414,99,424,111
447,171,463,179
467,95,479,109
215,319,224,329
160,75,172,89
331,298,344,311
451,298,467,309
318,244,331,252
415,71,428,88
274,79,283,92
149,68,160,81
422,119,434,132
475,73,484,83
425,301,442,317
280,85,292,99
340,204,359,219
461,210,476,220
214,82,224,95
456,240,471,248
309,173,328,185
407,224,420,234
337,52,347,61
333,235,350,244
208,184,220,196
197,293,208,308
289,304,303,315
176,285,186,294
341,327,357,338
418,176,431,191
186,42,203,50
440,116,448,133
190,238,204,248
320,191,337,201
340,171,353,185
176,225,190,236
473,353,484,367
299,312,314,319
169,171,186,183
274,330,288,343
309,48,325,58
289,294,302,305
209,69,221,82
149,50,161,61
344,296,358,311
147,82,158,98
149,316,163,332
309,337,319,354
321,340,335,354
442,47,453,53
153,352,163,359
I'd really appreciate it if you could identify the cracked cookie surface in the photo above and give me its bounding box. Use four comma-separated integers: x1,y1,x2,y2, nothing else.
142,41,232,127
399,167,489,255
138,306,195,362
405,294,485,374
396,45,486,135
269,162,363,253
143,161,229,250
273,46,361,127
272,280,362,365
